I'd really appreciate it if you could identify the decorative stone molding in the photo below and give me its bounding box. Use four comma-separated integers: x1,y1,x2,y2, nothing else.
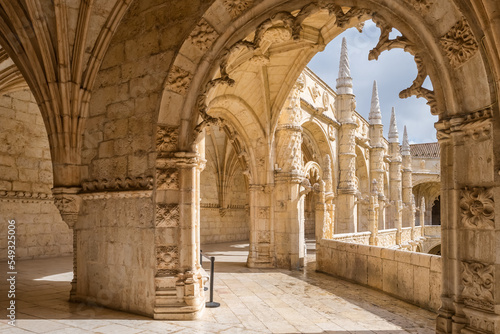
82,176,154,192
440,18,478,68
0,191,53,202
166,66,193,95
156,126,179,154
188,18,218,52
156,246,180,276
461,261,494,310
52,187,82,229
223,0,253,18
156,204,180,227
460,187,494,229
80,190,152,200
435,107,492,142
369,17,437,114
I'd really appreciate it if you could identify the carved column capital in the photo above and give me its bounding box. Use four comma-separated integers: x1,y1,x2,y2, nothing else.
52,187,82,229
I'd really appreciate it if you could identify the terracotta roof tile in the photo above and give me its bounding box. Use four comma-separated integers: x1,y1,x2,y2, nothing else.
409,142,440,158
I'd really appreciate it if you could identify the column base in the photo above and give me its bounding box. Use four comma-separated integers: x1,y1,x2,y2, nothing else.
247,249,275,268
462,307,500,334
154,275,205,320
69,279,77,302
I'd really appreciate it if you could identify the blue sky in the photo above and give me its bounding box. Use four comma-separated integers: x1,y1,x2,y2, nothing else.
307,20,437,144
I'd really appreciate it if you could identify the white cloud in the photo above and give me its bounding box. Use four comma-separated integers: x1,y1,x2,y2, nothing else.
307,20,438,143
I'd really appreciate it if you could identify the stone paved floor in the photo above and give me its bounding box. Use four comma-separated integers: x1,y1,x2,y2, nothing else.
0,241,436,333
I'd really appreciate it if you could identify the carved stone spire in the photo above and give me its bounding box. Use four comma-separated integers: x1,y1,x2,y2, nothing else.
402,126,410,156
369,80,382,125
336,37,353,95
388,107,399,143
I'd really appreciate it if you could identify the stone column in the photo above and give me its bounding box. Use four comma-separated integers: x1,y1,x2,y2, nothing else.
315,181,327,245
247,184,274,268
52,187,81,302
401,126,413,229
368,187,379,245
154,152,205,320
388,107,402,235
335,38,358,234
435,108,499,334
273,78,307,269
369,80,386,233
420,197,426,235
322,155,335,239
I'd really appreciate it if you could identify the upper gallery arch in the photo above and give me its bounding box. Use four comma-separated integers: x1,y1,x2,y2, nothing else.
156,0,488,153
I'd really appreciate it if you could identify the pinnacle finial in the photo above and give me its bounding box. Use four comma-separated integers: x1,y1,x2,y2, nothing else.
388,107,399,143
402,125,410,155
336,37,353,95
369,80,382,125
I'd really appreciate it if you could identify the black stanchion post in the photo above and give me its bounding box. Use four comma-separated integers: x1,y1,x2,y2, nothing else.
206,256,220,308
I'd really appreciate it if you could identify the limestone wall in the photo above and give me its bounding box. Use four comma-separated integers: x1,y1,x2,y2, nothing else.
200,161,249,244
0,90,72,260
317,239,441,312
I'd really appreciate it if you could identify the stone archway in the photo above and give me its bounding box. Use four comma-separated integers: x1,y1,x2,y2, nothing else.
151,0,498,327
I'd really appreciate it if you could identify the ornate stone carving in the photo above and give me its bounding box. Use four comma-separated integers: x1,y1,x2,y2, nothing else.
261,27,292,45
460,187,494,229
258,231,270,242
435,107,492,142
322,91,329,110
257,207,270,219
440,18,478,68
52,187,82,228
156,246,179,275
188,18,218,51
406,0,433,13
157,168,179,190
166,66,192,95
369,17,437,114
82,176,154,192
461,261,494,310
156,126,179,153
223,0,253,18
156,204,180,227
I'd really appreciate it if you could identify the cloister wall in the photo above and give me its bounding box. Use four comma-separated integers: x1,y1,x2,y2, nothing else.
0,90,72,260
317,239,441,312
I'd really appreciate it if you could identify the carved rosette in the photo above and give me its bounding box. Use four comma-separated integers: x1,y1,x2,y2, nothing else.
461,261,494,311
156,204,180,227
440,18,478,68
52,187,82,228
166,66,193,95
406,0,433,14
223,0,253,18
156,246,179,276
460,187,494,229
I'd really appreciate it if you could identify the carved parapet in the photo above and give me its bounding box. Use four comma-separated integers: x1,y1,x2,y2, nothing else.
52,187,82,229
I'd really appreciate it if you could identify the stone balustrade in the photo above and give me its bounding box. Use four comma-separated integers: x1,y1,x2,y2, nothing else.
317,239,442,312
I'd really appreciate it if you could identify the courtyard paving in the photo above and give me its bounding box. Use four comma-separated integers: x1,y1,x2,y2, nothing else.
0,241,436,333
